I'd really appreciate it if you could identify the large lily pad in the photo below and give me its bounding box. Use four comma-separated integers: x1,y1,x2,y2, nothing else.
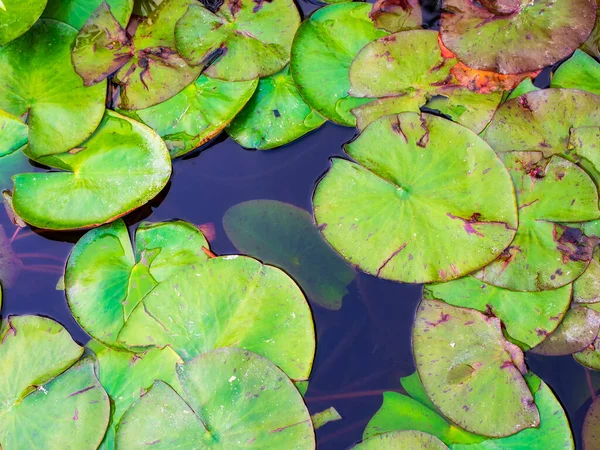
43,0,133,29
440,0,597,74
0,19,106,159
413,299,539,437
116,348,315,449
473,152,600,291
10,111,171,230
424,276,572,349
226,65,325,149
313,112,518,284
0,316,110,449
223,200,355,310
120,74,258,158
551,50,600,96
66,219,210,348
290,2,389,126
353,431,449,449
0,0,47,45
583,396,600,450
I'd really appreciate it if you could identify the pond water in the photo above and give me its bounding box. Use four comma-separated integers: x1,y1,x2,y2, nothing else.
1,1,597,448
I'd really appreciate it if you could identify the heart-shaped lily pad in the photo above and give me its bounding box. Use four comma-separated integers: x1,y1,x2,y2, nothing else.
0,316,110,449
120,74,258,158
313,112,518,284
43,0,133,29
226,65,326,149
353,431,449,449
583,396,600,449
290,2,389,126
551,50,600,96
116,348,315,449
175,0,300,81
369,0,422,33
223,200,356,310
0,0,47,45
473,152,600,291
440,0,597,74
0,19,106,159
413,299,539,437
66,219,210,348
424,276,572,349
10,111,171,230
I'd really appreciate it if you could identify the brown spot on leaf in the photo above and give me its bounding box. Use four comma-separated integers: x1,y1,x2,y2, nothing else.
555,226,598,263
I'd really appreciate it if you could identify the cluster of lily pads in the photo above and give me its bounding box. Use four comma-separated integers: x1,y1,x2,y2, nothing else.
2,0,600,448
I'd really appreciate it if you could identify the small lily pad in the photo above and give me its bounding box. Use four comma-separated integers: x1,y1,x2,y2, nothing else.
583,396,600,449
311,407,342,430
43,0,133,29
313,112,518,284
290,2,389,126
116,348,315,449
11,111,171,230
175,0,300,81
353,431,449,449
226,65,325,149
0,0,47,45
551,50,600,96
0,224,22,288
369,0,422,33
413,299,539,437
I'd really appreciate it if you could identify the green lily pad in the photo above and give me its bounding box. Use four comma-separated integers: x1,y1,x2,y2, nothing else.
0,0,47,45
413,299,539,437
583,396,600,450
575,257,600,304
506,77,540,101
369,0,422,33
313,112,518,283
174,0,300,81
118,255,315,381
11,111,171,230
116,348,315,449
120,74,258,158
424,276,572,350
226,65,325,149
0,19,106,159
473,152,600,291
311,407,342,430
551,50,600,96
574,314,600,370
290,3,389,126
0,225,22,288
43,0,133,29
440,0,597,74
0,132,30,201
0,110,28,158
66,219,209,348
354,431,449,449
223,200,355,310
0,316,110,449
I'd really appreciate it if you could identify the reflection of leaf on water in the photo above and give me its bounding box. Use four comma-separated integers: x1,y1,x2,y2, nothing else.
223,200,356,310
0,224,22,288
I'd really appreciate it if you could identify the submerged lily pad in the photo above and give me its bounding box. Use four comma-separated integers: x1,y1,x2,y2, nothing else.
0,0,47,45
223,200,355,310
290,2,389,126
583,396,600,449
0,19,106,159
0,225,22,288
313,112,517,284
354,431,449,449
424,276,572,349
474,152,600,291
116,348,315,449
440,0,597,74
175,0,300,81
226,65,325,149
369,0,422,33
43,0,133,29
413,299,539,437
551,50,600,96
0,316,110,449
11,111,171,230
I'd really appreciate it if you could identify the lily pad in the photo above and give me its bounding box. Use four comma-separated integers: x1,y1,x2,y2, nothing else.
223,200,355,310
66,219,210,348
43,0,133,29
226,65,325,149
440,0,597,74
120,74,258,158
0,316,110,449
290,2,389,126
0,225,22,288
175,0,300,81
551,50,600,96
505,77,540,101
313,112,518,284
116,348,315,449
0,0,47,45
583,396,600,450
311,407,342,430
582,0,600,60
413,299,539,437
473,152,600,291
369,0,422,33
353,431,449,449
575,257,600,304
574,314,600,370
11,111,171,230
0,110,28,158
424,276,572,349
0,132,30,201
0,19,106,159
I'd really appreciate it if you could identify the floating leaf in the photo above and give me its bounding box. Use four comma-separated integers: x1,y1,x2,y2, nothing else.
551,49,600,96
311,407,342,430
575,257,600,304
223,200,355,310
313,112,517,284
0,225,22,288
369,0,422,33
121,74,257,158
0,126,30,202
226,65,325,149
583,396,600,450
505,77,539,101
175,0,300,81
473,152,600,291
354,430,449,449
413,299,539,437
582,0,600,60
574,309,600,370
290,3,388,126
0,110,28,158
43,0,133,29
440,0,597,74
0,0,47,45
66,219,209,348
424,276,571,349
116,348,315,449
0,19,106,159
11,111,171,230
